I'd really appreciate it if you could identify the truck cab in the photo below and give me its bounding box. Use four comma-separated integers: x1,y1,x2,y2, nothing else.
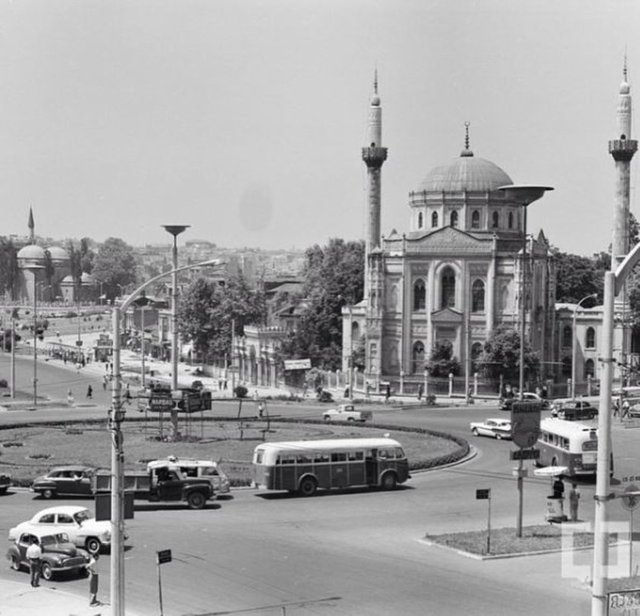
149,466,214,509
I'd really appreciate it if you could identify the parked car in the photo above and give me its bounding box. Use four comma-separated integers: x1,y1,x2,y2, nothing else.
0,473,10,495
6,529,91,580
31,466,97,499
500,392,547,411
470,418,512,439
8,506,115,554
322,404,372,423
550,399,597,420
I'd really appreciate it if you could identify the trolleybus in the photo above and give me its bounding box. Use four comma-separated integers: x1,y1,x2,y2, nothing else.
252,437,410,496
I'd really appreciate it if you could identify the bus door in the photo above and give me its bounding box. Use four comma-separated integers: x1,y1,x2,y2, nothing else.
365,449,378,485
347,450,366,485
330,452,348,488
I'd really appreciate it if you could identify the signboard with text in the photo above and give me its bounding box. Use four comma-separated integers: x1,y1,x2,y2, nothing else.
510,448,540,461
608,589,640,615
511,401,542,449
284,359,311,370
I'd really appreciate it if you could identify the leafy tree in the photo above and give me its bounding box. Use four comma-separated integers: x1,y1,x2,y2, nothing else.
552,250,602,305
178,274,266,363
91,238,137,301
427,340,460,377
0,238,19,299
478,326,540,384
279,239,365,370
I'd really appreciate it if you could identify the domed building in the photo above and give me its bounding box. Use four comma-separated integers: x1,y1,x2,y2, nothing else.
343,84,555,392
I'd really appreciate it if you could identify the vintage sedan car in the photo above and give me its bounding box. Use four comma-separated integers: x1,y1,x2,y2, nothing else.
31,466,96,499
0,473,10,495
470,418,512,439
8,506,114,554
500,392,547,411
550,399,597,420
322,404,372,423
6,529,90,580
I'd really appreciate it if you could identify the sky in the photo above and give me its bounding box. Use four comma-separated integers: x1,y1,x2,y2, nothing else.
0,0,639,256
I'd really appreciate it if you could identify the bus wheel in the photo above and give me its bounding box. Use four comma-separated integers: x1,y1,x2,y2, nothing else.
381,473,397,490
298,477,317,497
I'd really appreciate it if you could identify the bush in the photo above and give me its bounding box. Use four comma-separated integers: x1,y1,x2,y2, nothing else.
234,385,248,399
0,379,7,388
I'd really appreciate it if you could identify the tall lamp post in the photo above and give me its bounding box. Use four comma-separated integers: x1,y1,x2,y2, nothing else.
162,225,189,433
109,258,222,616
571,293,597,399
498,184,553,539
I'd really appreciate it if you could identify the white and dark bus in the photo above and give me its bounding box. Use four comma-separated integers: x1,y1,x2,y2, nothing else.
252,437,410,496
537,418,611,476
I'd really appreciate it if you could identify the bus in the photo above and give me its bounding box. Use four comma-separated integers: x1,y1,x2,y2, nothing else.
252,437,410,496
537,418,611,476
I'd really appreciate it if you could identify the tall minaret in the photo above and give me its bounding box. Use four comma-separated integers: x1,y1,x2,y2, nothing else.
28,207,35,244
362,72,388,294
609,58,637,269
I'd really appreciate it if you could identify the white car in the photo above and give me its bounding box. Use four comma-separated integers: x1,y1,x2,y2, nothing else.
8,506,114,554
322,404,372,423
470,418,512,440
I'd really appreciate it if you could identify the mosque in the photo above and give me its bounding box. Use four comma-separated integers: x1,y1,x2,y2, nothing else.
342,67,636,395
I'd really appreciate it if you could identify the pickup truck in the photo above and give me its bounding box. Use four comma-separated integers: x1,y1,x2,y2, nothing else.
322,404,372,423
93,465,215,510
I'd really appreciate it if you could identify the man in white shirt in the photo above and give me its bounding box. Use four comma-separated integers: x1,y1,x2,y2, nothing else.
26,537,42,587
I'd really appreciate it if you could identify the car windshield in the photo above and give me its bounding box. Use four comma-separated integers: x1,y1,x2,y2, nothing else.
40,532,69,546
74,509,91,524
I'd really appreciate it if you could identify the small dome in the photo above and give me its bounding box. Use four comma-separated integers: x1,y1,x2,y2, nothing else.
47,245,69,262
418,152,513,193
61,275,75,284
17,244,46,265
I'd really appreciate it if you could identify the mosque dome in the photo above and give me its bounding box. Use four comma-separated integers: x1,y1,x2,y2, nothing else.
418,150,513,193
61,275,75,285
47,245,69,262
17,244,46,266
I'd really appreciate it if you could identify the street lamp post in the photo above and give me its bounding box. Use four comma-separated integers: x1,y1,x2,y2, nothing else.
571,293,598,399
498,184,553,539
109,258,222,616
162,225,190,435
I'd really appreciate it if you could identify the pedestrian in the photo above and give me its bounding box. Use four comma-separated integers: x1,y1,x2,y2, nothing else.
87,553,100,606
86,385,93,399
102,376,107,391
26,536,42,587
258,402,264,418
385,383,391,402
125,383,131,401
622,398,630,419
417,383,424,401
552,477,565,500
569,483,580,522
613,398,620,417
67,389,74,405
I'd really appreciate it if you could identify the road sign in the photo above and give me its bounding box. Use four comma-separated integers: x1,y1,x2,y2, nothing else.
476,488,490,500
284,359,311,370
607,589,640,614
621,484,640,511
157,549,172,565
149,397,175,412
511,400,542,449
510,448,540,461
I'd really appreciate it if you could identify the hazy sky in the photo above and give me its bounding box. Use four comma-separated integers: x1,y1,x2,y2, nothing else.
1,0,639,255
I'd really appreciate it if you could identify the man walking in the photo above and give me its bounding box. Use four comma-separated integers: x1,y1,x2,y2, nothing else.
26,537,42,587
569,483,581,522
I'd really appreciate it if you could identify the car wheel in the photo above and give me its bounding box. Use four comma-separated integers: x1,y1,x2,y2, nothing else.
42,489,54,499
187,491,206,510
471,428,479,436
347,417,355,423
298,477,317,497
85,537,101,555
381,473,397,490
323,416,330,422
41,562,53,581
10,555,20,571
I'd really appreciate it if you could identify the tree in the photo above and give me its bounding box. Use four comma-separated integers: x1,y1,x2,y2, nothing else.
478,326,540,385
91,238,137,300
279,239,364,370
427,340,460,377
178,274,266,363
0,238,19,300
552,250,603,304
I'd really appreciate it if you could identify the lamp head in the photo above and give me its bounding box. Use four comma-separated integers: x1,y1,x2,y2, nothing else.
497,184,554,206
162,225,190,238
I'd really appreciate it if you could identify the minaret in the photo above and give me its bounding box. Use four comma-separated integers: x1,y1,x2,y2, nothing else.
362,72,388,294
28,207,35,244
609,59,637,268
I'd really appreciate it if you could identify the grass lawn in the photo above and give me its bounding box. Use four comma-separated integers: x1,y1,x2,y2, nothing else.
0,418,466,486
425,524,604,557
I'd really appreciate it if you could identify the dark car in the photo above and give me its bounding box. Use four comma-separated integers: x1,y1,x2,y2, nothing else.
551,400,597,421
0,473,10,495
500,392,547,411
31,466,96,499
7,529,90,580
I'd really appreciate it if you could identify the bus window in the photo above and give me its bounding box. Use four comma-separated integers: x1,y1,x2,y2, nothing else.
314,453,330,463
394,448,405,459
297,454,312,464
255,451,264,464
331,452,347,462
378,448,394,459
348,451,363,462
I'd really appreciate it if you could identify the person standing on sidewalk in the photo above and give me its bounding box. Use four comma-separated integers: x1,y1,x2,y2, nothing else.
87,553,100,606
26,537,42,587
569,483,580,522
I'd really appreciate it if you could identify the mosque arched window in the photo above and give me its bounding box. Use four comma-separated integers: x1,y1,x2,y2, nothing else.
471,210,480,229
412,341,425,374
586,327,596,349
450,211,459,228
413,279,426,311
418,212,424,229
492,211,500,228
562,325,573,348
562,356,572,377
431,211,439,228
508,211,514,229
472,279,485,312
585,358,595,378
441,266,456,309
